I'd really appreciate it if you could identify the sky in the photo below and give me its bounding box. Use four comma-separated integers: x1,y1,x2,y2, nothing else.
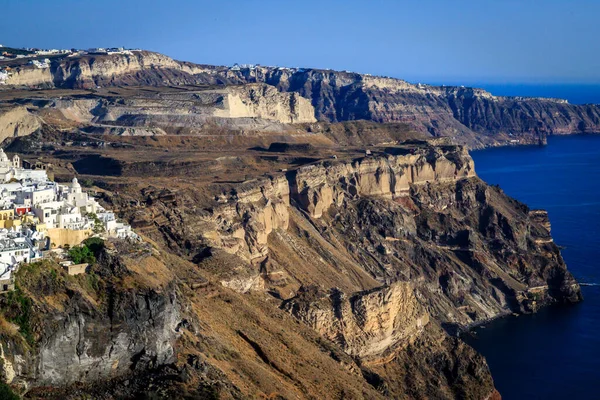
1,0,599,85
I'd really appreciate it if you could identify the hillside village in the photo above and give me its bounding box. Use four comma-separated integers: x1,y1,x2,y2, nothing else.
0,45,139,85
0,148,137,292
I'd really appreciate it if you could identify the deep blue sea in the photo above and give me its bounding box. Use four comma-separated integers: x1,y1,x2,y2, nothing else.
467,135,600,399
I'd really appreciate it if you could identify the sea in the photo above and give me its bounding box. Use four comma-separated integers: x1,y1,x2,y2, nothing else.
467,133,600,399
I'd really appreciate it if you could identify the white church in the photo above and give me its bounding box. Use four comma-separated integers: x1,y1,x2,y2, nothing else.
0,149,48,183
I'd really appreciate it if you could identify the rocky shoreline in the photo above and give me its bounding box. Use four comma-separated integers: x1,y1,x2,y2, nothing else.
0,46,586,399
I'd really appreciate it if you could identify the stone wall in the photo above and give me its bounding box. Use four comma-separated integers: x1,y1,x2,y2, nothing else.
47,228,92,247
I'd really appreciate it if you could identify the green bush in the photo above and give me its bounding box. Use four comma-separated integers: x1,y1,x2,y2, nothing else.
86,273,100,293
68,246,96,265
0,381,19,400
83,237,105,258
80,179,94,188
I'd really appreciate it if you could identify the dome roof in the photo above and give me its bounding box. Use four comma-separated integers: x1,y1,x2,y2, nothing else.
72,177,82,192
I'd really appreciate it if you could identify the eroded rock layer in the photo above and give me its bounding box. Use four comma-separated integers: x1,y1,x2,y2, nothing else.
96,142,578,398
3,50,600,146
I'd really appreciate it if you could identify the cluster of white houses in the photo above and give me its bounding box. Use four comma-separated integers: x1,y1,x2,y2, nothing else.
0,148,137,291
28,58,51,69
0,46,142,84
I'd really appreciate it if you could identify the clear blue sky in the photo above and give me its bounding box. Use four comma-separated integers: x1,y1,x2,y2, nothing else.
1,0,599,84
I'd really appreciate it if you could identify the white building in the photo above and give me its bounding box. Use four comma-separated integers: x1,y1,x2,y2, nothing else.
0,147,139,250
28,59,51,69
56,207,89,230
0,229,42,290
97,212,118,232
0,150,48,183
0,183,21,208
15,184,56,207
67,178,99,213
32,200,64,228
0,238,33,266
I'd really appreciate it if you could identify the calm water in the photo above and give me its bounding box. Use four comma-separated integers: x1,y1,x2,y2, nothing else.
467,135,600,399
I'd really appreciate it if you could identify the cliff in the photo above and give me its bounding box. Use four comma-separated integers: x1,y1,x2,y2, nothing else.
224,67,600,140
94,141,578,399
3,50,599,146
0,244,181,394
3,51,213,89
0,105,42,143
1,84,315,138
0,48,586,398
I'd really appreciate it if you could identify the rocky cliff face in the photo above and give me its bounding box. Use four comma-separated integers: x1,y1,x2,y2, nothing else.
222,66,600,145
3,50,599,146
0,246,182,394
289,145,475,218
0,138,580,398
3,51,214,89
0,106,42,143
104,141,580,399
3,83,315,137
281,283,429,358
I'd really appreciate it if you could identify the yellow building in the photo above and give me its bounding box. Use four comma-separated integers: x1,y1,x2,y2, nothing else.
2,219,21,229
0,209,14,221
0,209,17,229
35,223,47,233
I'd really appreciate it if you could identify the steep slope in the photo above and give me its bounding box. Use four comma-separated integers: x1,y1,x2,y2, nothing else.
0,84,317,139
3,51,215,89
86,141,578,398
235,68,600,145
0,105,42,142
0,242,390,399
3,50,599,147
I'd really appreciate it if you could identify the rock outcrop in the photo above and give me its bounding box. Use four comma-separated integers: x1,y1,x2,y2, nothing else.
3,84,315,137
0,106,42,143
0,247,181,392
3,51,212,89
4,50,600,146
282,283,429,358
123,141,580,360
289,145,475,218
199,175,291,262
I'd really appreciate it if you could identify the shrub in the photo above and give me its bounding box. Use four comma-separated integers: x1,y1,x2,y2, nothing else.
68,245,96,265
83,237,105,258
0,381,19,400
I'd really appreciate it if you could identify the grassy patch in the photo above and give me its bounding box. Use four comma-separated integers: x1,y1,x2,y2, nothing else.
1,285,34,346
15,260,66,295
